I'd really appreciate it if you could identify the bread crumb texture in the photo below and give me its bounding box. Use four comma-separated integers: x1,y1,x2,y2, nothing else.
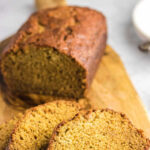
0,114,22,150
48,109,150,150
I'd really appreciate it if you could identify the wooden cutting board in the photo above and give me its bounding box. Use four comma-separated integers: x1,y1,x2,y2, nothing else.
84,46,150,138
0,44,149,138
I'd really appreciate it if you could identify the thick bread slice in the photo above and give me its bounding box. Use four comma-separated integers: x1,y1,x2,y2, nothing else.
0,114,22,150
48,109,150,150
7,101,81,150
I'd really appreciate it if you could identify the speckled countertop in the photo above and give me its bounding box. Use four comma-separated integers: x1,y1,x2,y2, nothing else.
0,0,150,116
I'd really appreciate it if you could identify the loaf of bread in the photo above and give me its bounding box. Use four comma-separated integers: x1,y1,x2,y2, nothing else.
7,101,81,149
48,109,150,150
0,6,107,103
0,114,22,150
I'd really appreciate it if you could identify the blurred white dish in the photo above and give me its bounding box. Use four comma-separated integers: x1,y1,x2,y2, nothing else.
133,0,150,41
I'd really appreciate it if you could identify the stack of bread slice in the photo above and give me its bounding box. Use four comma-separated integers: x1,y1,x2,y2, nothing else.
0,100,149,150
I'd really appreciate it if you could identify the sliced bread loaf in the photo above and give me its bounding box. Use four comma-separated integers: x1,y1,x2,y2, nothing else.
0,114,22,150
48,109,150,150
0,6,107,102
7,101,81,150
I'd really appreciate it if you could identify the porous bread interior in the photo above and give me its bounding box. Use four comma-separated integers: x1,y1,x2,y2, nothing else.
8,101,80,150
0,114,22,150
49,110,150,150
1,45,86,99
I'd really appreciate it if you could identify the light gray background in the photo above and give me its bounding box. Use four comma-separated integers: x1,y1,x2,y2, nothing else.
0,0,150,116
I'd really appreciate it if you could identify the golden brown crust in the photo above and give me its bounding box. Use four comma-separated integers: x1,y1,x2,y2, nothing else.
48,109,150,150
35,0,67,10
7,100,82,150
0,36,13,54
1,6,107,88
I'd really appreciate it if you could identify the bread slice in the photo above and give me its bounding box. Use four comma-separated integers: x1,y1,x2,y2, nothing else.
7,101,81,150
48,109,150,150
0,6,107,102
0,114,22,150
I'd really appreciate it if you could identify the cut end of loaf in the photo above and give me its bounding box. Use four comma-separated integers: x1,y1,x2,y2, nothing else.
1,45,86,100
48,109,150,150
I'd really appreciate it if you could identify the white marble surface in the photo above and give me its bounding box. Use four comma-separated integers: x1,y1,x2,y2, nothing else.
0,0,150,116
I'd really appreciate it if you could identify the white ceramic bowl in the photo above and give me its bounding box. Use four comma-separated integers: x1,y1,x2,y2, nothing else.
133,0,150,41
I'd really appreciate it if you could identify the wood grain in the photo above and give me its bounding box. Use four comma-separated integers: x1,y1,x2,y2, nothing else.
83,46,150,138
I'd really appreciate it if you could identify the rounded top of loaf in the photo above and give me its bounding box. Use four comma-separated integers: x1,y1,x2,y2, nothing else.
2,6,107,67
